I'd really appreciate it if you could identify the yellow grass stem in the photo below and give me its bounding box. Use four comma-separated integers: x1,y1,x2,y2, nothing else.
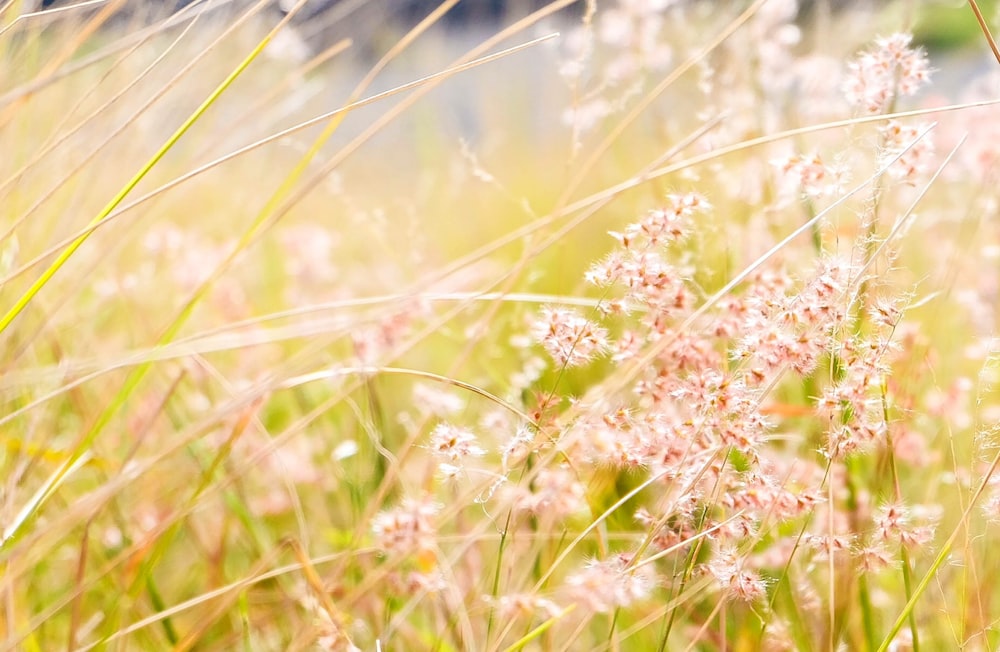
968,0,1000,67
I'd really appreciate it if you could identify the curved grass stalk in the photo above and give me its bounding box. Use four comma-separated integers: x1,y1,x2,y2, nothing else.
279,365,537,428
1,278,528,568
0,290,611,396
0,0,111,37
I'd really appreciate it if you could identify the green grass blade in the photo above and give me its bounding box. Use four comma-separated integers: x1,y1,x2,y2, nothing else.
500,605,575,652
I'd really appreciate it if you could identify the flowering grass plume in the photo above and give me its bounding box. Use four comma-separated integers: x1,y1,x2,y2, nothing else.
2,0,1000,650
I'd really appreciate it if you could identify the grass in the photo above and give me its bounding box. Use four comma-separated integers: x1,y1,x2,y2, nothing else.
2,0,1000,650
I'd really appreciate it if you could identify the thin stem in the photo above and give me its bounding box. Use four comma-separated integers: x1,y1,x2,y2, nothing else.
968,0,1000,66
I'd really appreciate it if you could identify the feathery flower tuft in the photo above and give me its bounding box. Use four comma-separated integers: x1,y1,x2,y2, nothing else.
532,306,609,367
843,33,931,114
371,497,441,559
564,553,657,613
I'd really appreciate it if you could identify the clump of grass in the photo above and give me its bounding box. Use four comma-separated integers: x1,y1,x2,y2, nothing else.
2,0,1000,650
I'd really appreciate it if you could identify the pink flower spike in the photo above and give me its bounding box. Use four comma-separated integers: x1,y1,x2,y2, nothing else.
531,307,609,367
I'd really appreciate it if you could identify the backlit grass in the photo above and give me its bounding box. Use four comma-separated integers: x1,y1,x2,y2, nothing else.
2,1,1000,650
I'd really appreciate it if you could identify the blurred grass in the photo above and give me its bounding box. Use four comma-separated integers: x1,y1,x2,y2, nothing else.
915,0,999,49
1,0,1000,649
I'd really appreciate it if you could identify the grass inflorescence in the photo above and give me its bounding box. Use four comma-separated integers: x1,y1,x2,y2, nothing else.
2,0,1000,650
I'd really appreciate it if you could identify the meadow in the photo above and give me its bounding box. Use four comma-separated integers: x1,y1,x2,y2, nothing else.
2,0,1000,649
